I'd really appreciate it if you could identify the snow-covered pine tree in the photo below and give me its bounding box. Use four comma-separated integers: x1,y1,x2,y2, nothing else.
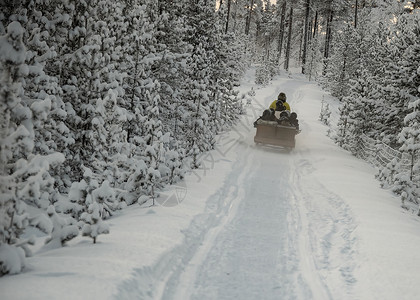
56,0,125,184
255,63,271,85
89,88,128,212
376,157,400,189
206,24,243,132
319,98,331,126
322,24,359,100
392,172,418,211
50,3,85,183
143,90,166,203
141,0,188,186
397,94,420,211
184,42,214,169
67,178,88,220
107,2,150,204
394,12,420,103
80,201,109,244
0,21,63,275
20,1,75,193
71,166,116,223
183,0,229,167
44,205,78,248
341,74,376,156
304,34,323,81
210,34,244,132
145,2,183,137
365,13,403,147
334,102,351,148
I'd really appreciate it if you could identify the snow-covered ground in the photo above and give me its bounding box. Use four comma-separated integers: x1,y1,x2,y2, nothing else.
2,68,420,300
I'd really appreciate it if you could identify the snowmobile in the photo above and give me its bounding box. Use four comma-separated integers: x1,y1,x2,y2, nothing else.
253,110,300,148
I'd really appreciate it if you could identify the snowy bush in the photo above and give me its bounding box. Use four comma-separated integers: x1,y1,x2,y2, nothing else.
91,180,119,219
44,206,78,248
0,244,26,276
319,98,331,126
80,202,110,244
376,158,400,189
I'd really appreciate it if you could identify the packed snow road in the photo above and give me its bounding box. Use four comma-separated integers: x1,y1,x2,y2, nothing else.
115,72,360,300
167,143,293,299
111,70,420,300
160,77,357,300
165,148,357,300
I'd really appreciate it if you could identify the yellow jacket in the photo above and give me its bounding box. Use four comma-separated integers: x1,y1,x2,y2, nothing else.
270,100,290,111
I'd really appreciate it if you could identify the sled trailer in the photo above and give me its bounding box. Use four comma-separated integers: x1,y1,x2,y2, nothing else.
254,120,300,148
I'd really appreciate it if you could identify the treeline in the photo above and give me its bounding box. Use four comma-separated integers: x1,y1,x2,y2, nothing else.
322,2,420,212
0,0,248,275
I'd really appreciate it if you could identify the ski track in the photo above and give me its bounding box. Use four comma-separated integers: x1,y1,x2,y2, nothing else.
113,75,360,300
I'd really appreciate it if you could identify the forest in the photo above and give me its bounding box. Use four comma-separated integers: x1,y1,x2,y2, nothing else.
0,0,419,276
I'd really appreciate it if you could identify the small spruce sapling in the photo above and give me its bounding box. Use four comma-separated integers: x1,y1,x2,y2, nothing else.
45,206,78,248
319,97,331,126
80,202,109,244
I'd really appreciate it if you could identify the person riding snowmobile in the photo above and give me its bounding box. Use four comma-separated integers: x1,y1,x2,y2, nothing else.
253,92,299,130
269,92,290,112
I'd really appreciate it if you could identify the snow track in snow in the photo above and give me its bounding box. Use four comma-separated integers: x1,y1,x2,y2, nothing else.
288,154,358,300
179,147,291,300
114,73,360,300
165,146,255,300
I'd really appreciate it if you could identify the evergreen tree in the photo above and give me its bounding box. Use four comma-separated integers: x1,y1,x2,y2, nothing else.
0,21,63,275
44,205,78,248
398,96,420,209
376,157,400,189
322,24,358,100
80,202,110,244
184,42,215,168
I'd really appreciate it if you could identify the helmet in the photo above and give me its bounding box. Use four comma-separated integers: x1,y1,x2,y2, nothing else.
278,92,286,102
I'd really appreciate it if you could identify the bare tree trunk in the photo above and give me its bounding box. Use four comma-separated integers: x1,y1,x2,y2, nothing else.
324,8,333,59
313,10,318,38
354,0,358,28
285,5,293,71
277,1,287,62
225,0,231,33
302,0,310,74
265,33,270,61
245,0,255,35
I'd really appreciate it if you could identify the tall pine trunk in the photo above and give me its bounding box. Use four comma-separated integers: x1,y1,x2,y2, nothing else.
301,0,310,74
313,10,318,38
354,0,358,28
323,8,333,75
324,9,333,59
225,0,231,33
285,6,293,71
277,1,287,62
245,0,255,35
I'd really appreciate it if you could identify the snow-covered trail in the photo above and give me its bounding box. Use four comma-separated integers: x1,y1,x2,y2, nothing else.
166,141,291,299
168,75,358,300
114,72,360,300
